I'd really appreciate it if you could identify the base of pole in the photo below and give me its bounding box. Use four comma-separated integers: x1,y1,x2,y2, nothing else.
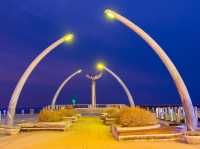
2,125,20,135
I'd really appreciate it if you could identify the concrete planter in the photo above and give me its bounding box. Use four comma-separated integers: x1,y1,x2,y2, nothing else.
17,122,35,128
3,126,20,135
99,113,107,120
36,121,71,129
110,124,184,140
113,124,161,132
19,121,71,131
76,114,81,118
184,131,200,144
184,135,200,144
103,117,116,125
63,116,78,122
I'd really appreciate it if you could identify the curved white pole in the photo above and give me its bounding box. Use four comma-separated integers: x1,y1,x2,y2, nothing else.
105,9,197,130
104,67,135,107
6,35,71,126
51,69,82,108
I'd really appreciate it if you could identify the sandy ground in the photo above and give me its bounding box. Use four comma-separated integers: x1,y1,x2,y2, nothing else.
0,117,199,149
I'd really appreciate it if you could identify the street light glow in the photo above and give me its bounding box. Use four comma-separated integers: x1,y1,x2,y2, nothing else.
77,69,82,73
96,62,105,71
104,9,115,20
63,33,74,43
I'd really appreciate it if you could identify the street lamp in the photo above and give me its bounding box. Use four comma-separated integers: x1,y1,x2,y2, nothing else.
104,9,115,20
51,69,82,108
96,62,135,106
86,73,103,108
63,33,74,43
6,33,75,126
104,9,197,131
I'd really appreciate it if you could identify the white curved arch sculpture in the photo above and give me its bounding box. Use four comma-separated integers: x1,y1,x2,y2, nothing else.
105,67,134,106
97,64,134,106
51,69,82,108
104,9,197,131
6,34,74,126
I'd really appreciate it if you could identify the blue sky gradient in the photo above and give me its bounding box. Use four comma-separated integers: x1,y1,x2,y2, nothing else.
0,0,200,107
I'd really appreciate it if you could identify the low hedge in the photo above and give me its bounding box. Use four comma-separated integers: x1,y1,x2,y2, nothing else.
103,107,120,118
59,108,77,117
38,109,63,122
38,108,77,122
117,107,158,127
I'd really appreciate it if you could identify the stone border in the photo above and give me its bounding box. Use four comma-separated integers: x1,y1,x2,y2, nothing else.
183,130,200,144
1,126,21,135
63,115,78,123
114,124,161,132
19,121,72,132
184,135,200,144
103,117,116,125
111,125,185,141
117,133,183,141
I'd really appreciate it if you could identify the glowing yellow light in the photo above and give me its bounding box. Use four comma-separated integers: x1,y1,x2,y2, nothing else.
63,33,74,43
96,63,105,71
104,9,115,20
78,69,82,73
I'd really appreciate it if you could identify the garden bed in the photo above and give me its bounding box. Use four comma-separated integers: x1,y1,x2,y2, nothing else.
103,117,116,125
183,130,200,144
184,135,200,144
18,121,71,131
111,125,184,140
1,126,21,135
99,113,107,120
63,116,78,123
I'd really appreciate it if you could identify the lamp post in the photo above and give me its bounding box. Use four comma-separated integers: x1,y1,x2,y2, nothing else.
104,9,197,131
6,33,74,126
51,69,82,108
96,63,134,106
86,73,103,108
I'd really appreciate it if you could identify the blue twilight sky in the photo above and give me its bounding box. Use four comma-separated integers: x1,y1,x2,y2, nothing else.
0,0,200,107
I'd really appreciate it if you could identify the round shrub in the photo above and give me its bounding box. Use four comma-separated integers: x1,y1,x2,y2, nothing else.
117,107,158,127
58,108,77,117
38,109,63,122
103,107,120,118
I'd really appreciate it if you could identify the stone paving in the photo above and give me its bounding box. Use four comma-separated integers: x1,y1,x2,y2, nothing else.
0,117,199,149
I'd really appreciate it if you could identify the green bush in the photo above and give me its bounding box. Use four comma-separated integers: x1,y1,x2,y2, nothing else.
59,108,77,117
117,107,158,127
38,109,63,122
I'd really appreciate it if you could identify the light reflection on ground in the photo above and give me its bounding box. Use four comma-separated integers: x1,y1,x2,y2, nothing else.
0,117,199,149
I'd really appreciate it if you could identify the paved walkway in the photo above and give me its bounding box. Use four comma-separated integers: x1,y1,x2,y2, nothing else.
0,117,199,149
